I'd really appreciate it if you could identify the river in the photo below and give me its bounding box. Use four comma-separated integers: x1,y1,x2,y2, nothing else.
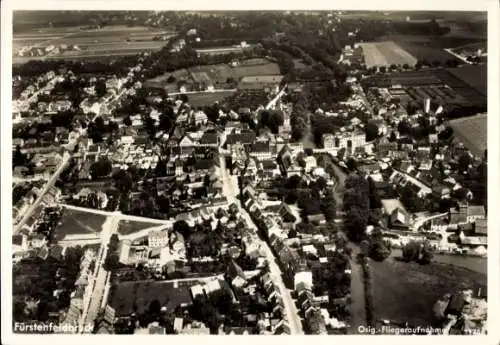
390,249,487,275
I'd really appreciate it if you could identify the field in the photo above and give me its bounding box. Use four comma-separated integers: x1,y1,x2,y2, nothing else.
186,90,237,108
446,65,487,96
358,41,418,68
109,280,196,316
145,58,281,92
375,35,486,64
369,257,486,327
13,25,172,62
365,69,486,107
448,114,487,157
188,60,281,83
52,209,106,242
117,219,165,236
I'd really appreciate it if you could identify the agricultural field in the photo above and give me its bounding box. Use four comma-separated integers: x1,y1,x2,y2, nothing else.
369,257,486,328
448,114,487,158
52,209,106,242
446,65,487,96
374,35,486,65
358,41,418,68
186,90,238,108
13,25,173,62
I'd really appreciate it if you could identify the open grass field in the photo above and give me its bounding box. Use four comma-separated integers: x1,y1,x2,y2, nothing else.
358,41,418,68
53,209,106,241
117,219,164,236
189,60,281,83
369,257,486,327
448,114,487,157
186,90,238,108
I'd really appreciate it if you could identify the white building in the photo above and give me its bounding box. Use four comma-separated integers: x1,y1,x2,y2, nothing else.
148,230,169,248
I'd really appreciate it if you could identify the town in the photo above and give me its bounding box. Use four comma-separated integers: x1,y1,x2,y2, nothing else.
11,10,487,336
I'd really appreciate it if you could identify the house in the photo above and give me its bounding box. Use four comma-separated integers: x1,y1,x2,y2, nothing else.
381,199,410,229
305,308,327,334
250,141,272,159
226,260,248,288
294,270,313,291
179,134,197,157
450,202,468,224
376,137,398,156
432,183,451,200
199,132,219,148
225,130,256,150
467,205,485,223
475,218,487,235
307,214,326,225
322,134,336,149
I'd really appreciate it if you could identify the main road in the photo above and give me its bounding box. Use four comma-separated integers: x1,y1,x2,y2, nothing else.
13,151,71,234
81,211,121,331
218,153,304,334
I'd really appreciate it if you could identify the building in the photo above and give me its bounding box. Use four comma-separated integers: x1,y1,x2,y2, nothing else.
148,230,169,248
323,130,366,155
381,199,411,229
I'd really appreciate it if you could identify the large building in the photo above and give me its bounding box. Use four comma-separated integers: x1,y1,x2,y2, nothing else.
322,130,366,155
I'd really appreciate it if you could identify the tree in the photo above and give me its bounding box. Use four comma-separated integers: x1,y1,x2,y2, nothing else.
321,189,337,221
90,158,112,179
420,242,434,264
113,169,133,193
368,232,391,262
344,205,368,242
346,158,357,172
173,220,191,238
123,116,132,126
13,145,27,167
95,80,107,98
365,122,380,142
458,152,473,173
260,110,284,134
337,147,346,161
402,241,421,262
144,116,157,139
379,66,387,73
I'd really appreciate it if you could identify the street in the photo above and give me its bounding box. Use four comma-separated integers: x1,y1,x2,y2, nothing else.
81,212,121,330
13,151,71,234
218,152,304,335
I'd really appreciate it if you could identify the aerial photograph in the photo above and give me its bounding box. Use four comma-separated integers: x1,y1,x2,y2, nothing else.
10,10,487,335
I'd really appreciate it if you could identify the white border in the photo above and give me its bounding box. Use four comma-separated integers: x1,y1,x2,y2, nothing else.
1,1,499,345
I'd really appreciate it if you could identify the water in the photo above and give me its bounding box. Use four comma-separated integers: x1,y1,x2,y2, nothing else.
390,249,487,275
